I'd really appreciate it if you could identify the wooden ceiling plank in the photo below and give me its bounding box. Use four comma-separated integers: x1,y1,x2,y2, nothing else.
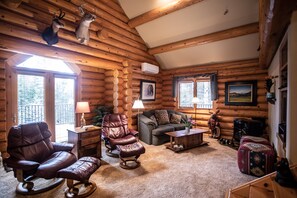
148,22,259,55
128,0,205,28
259,0,297,68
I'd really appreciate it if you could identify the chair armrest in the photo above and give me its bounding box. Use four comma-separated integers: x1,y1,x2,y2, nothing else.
4,158,40,171
129,129,139,137
52,142,74,152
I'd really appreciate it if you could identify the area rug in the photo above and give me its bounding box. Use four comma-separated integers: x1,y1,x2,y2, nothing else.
0,135,256,198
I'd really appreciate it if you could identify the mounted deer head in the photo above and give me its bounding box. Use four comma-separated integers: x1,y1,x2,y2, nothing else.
75,7,96,45
42,10,65,46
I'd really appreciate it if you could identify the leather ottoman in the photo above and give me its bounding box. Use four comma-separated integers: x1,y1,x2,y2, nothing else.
238,142,275,177
58,157,100,198
117,142,145,169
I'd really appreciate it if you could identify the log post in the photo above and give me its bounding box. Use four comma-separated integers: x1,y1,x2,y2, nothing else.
122,61,133,128
113,69,119,113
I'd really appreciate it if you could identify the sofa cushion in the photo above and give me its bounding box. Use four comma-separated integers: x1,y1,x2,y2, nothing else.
170,113,182,124
143,110,155,118
167,110,187,123
155,110,170,125
152,125,174,136
167,123,185,131
150,115,158,126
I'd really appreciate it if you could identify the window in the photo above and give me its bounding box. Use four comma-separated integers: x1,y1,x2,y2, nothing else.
196,80,212,109
178,82,194,108
178,79,212,109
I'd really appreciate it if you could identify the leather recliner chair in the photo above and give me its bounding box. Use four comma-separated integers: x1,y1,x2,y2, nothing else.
102,114,139,157
4,122,77,195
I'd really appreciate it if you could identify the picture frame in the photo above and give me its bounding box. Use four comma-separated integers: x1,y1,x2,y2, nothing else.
225,81,257,106
140,80,156,101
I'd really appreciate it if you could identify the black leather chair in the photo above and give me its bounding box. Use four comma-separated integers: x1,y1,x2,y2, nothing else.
4,122,77,195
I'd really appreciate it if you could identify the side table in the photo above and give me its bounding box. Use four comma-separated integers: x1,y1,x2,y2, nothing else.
68,126,102,159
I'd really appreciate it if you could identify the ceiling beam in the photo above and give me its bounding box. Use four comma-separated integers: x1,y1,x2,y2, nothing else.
148,23,259,55
128,0,204,28
259,0,297,68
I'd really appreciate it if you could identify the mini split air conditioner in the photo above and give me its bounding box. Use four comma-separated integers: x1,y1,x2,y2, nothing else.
141,62,159,74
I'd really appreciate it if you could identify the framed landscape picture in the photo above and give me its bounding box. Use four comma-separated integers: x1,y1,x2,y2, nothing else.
225,81,257,106
140,80,156,101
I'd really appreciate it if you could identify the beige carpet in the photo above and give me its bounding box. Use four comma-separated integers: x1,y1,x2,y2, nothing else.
0,135,256,198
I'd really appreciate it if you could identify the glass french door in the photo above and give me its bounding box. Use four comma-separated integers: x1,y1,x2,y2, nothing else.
12,72,76,142
17,74,45,124
54,77,75,142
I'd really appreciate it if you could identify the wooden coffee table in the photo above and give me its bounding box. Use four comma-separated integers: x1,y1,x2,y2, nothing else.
165,128,209,152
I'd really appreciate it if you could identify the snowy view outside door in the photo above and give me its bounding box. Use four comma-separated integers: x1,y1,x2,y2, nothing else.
17,56,76,142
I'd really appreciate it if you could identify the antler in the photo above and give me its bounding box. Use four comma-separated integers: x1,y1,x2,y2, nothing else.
58,9,65,19
78,6,85,17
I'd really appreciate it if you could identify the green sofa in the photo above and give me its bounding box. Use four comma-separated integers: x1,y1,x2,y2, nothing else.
138,109,188,145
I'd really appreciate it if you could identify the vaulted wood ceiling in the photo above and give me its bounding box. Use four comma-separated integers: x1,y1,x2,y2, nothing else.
119,0,259,69
119,0,297,70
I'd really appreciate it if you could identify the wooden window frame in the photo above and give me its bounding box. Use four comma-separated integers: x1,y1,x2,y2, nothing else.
178,77,213,110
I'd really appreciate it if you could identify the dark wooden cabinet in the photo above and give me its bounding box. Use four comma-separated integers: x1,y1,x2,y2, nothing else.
68,126,102,159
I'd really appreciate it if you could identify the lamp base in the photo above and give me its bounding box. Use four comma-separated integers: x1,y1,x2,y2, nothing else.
80,113,86,128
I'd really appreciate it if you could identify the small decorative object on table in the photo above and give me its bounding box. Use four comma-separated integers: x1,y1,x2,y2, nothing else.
184,118,195,133
185,127,190,134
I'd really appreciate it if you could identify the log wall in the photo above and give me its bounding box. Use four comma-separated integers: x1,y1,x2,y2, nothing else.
131,64,163,129
0,0,161,152
78,64,106,125
161,59,268,139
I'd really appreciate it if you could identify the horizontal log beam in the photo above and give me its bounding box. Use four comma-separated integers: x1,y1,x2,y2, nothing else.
0,34,122,70
259,0,297,68
149,23,259,55
128,0,204,28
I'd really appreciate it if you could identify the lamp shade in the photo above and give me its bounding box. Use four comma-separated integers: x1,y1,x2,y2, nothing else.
76,102,90,113
192,97,199,104
132,99,144,109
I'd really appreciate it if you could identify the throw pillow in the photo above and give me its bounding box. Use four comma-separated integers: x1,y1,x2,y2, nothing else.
170,113,182,124
150,115,158,126
155,110,170,125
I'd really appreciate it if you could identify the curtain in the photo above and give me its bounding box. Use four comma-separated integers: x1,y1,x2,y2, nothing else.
210,74,218,101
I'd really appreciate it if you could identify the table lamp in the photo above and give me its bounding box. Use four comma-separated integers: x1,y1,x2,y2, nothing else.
192,97,199,128
132,98,144,131
76,101,90,128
